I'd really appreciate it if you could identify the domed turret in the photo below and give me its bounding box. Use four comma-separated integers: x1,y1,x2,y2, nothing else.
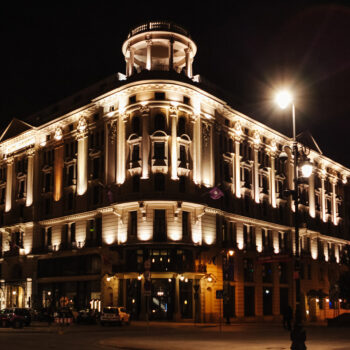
122,21,197,78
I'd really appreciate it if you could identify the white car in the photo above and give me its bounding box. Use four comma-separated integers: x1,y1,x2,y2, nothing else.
100,306,130,326
100,307,121,326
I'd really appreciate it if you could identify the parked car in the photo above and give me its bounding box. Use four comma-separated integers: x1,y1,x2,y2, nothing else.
327,313,350,327
0,308,30,328
100,307,122,326
76,309,99,324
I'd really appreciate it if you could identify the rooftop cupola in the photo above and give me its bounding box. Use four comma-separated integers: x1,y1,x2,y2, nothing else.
122,21,197,78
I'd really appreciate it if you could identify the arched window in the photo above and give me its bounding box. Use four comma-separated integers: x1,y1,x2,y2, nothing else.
154,114,166,131
178,117,186,136
132,116,140,135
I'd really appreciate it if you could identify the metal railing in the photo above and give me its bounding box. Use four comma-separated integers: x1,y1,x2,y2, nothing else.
128,21,190,38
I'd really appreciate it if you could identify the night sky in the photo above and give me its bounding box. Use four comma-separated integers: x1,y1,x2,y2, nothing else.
1,1,349,166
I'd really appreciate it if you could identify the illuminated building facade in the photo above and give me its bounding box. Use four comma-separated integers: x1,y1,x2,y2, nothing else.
0,22,349,322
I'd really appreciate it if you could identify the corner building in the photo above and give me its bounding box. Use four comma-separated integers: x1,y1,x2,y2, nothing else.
0,22,349,322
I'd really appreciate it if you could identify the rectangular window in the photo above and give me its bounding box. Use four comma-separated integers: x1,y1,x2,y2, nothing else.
262,263,273,283
70,223,76,244
243,258,254,282
155,92,165,100
132,145,140,162
154,142,165,159
153,210,166,242
92,157,100,179
129,211,138,237
47,227,52,247
129,95,136,104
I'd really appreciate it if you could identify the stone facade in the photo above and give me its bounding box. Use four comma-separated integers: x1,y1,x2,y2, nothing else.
0,21,349,322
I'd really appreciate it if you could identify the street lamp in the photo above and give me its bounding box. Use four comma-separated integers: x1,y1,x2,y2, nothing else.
275,89,311,349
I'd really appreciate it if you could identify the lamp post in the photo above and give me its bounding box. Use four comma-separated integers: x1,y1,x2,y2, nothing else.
275,90,311,349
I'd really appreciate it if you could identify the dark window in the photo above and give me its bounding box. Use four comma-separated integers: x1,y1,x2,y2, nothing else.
154,173,165,191
67,192,74,210
178,117,186,135
70,223,76,243
154,142,165,159
92,157,100,179
93,113,99,121
262,263,273,283
132,116,140,134
92,186,100,205
244,286,255,316
132,175,140,192
263,287,273,315
180,279,193,318
224,162,231,182
154,114,166,130
67,165,74,186
45,198,51,215
129,211,138,237
243,225,255,250
179,176,186,193
18,179,25,198
183,96,190,105
179,145,186,167
132,145,140,162
47,227,52,246
0,187,5,204
243,258,254,282
279,262,288,283
182,211,190,238
154,210,166,242
129,95,136,104
155,92,165,100
44,173,51,193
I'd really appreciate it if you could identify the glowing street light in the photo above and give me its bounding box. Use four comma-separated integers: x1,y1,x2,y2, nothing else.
275,90,293,109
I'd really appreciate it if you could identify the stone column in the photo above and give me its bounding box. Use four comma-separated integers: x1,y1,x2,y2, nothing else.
146,39,152,71
235,139,241,198
231,153,236,195
174,277,181,320
270,153,276,208
331,178,337,225
253,146,260,203
25,278,32,308
25,149,35,207
76,117,88,196
128,47,135,77
320,174,326,222
117,114,126,184
141,106,150,179
185,47,192,78
5,157,14,212
170,106,178,180
308,173,316,218
191,114,201,185
236,222,244,250
53,127,64,202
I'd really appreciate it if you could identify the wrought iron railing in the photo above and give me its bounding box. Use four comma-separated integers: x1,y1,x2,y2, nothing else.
128,21,190,38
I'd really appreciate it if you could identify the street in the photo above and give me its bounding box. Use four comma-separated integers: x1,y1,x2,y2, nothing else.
0,321,349,350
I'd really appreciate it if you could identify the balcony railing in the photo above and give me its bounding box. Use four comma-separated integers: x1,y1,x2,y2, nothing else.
128,21,190,39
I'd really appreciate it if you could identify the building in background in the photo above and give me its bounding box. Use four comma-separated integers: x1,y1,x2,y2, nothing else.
0,21,349,322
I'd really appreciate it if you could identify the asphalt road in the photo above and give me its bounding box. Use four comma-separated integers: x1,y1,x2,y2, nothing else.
0,321,349,350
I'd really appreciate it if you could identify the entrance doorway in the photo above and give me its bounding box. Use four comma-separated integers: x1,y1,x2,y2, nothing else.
150,279,175,320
